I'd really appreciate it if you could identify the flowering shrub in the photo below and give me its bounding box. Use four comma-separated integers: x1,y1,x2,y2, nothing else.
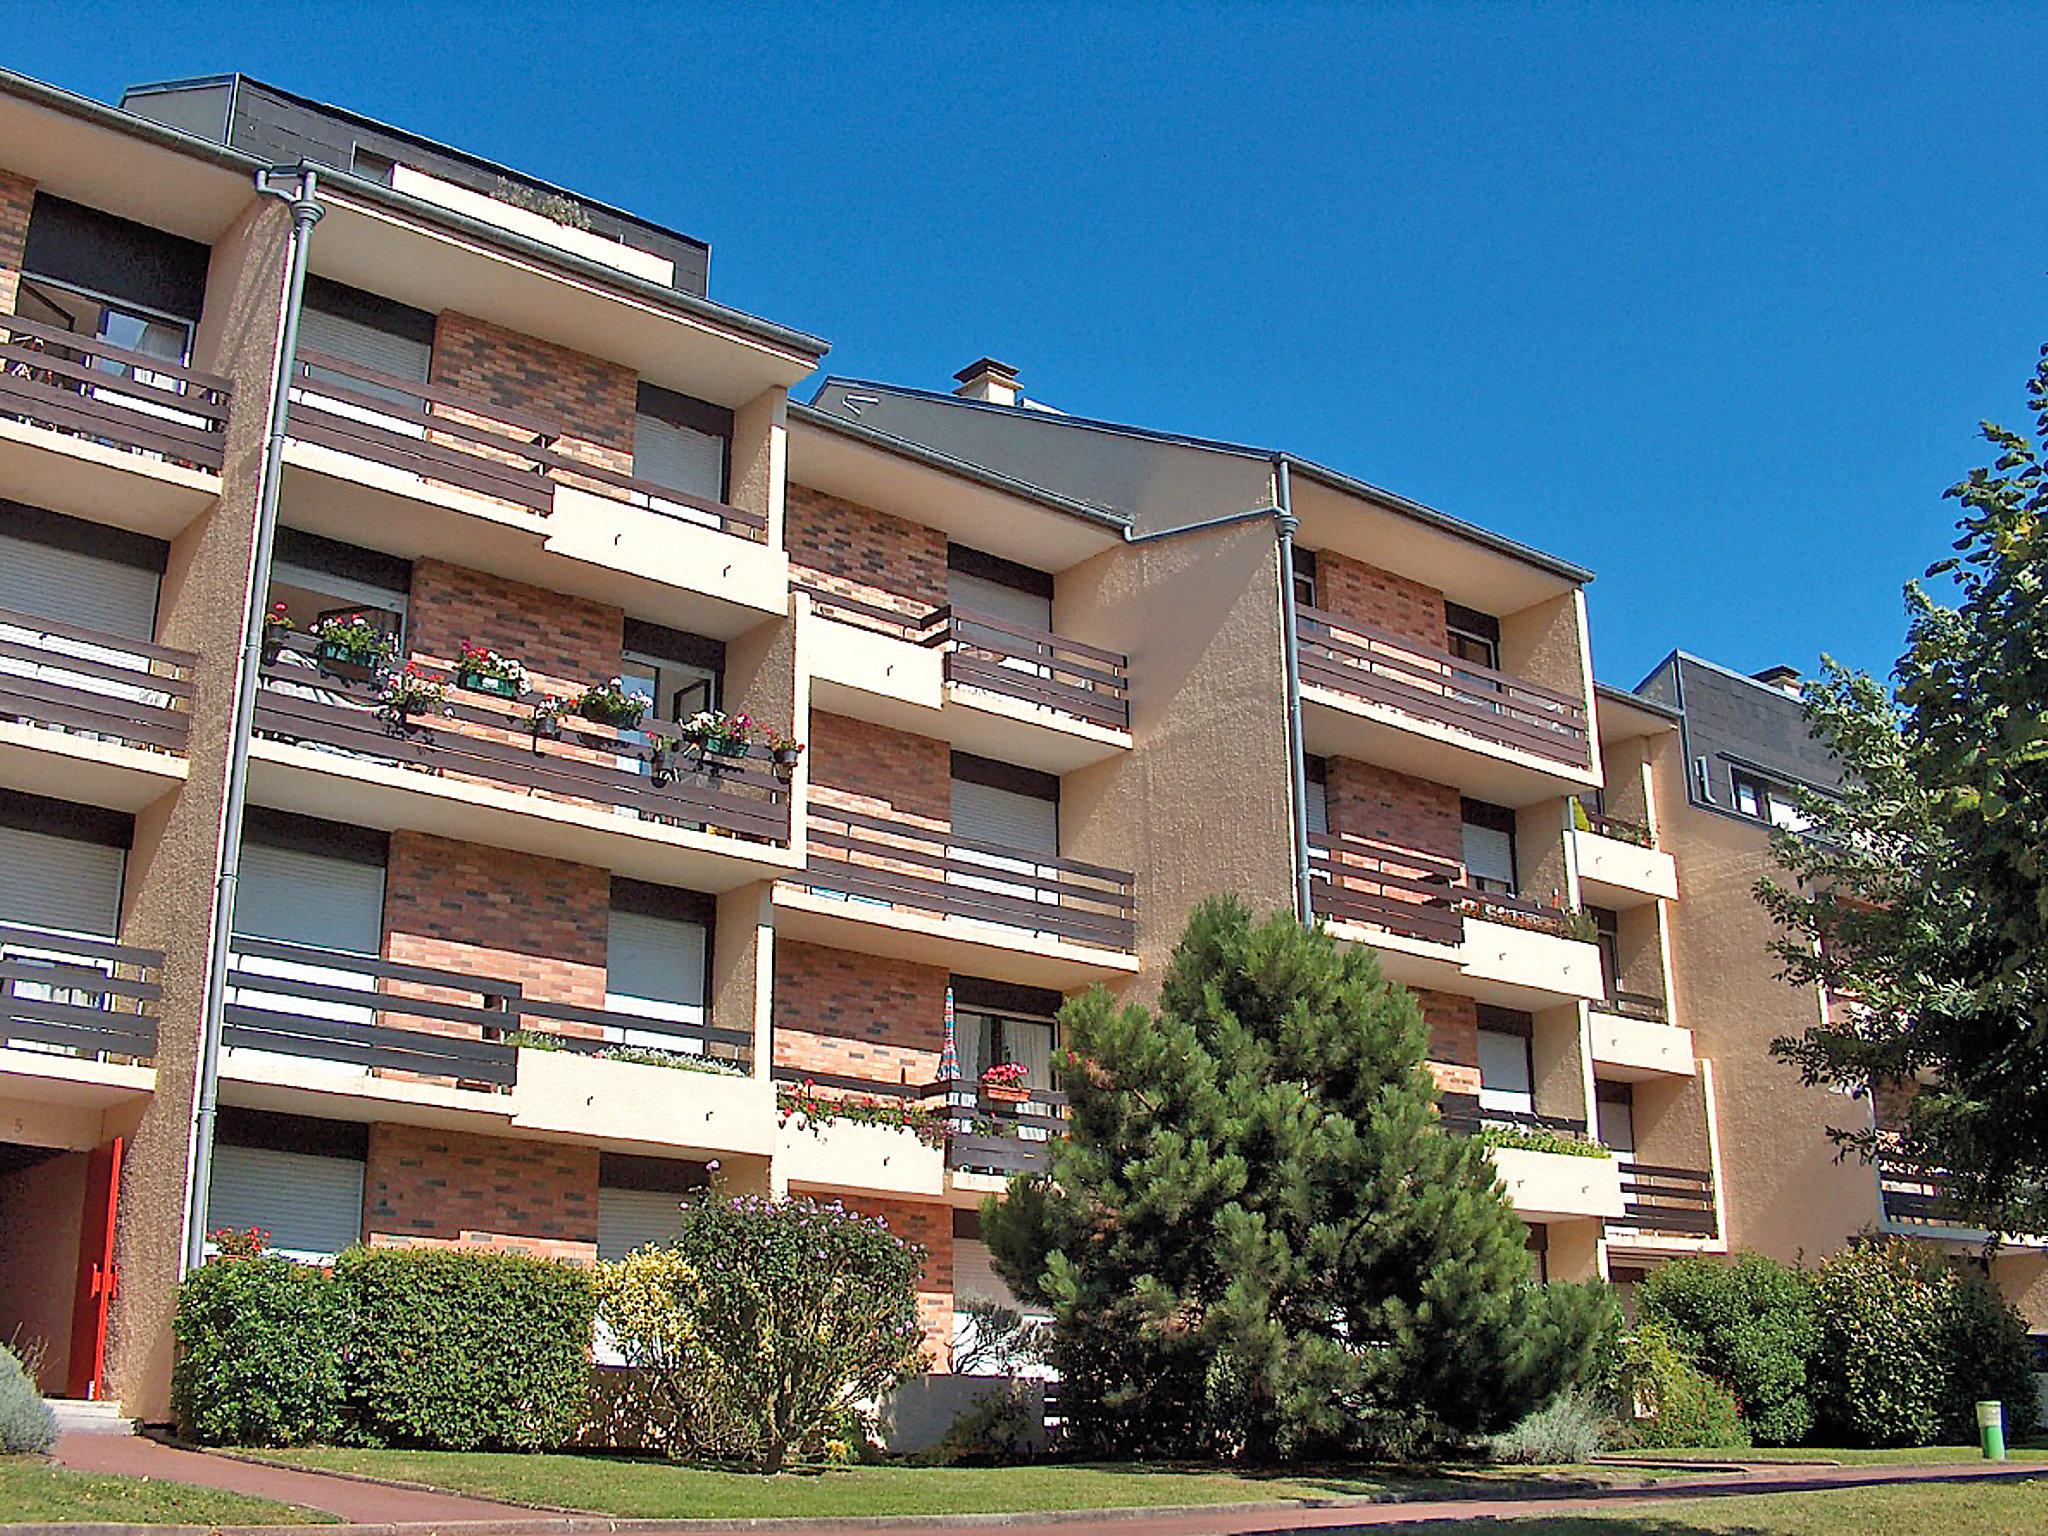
980,1061,1030,1089
575,677,653,727
778,1079,946,1148
210,1225,270,1260
456,641,528,689
596,1192,926,1471
310,613,396,666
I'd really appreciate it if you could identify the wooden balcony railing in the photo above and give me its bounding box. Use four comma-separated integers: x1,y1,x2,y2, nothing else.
1615,1162,1718,1237
1593,989,1669,1024
286,348,767,540
0,922,162,1063
1296,606,1590,768
1581,807,1656,848
798,584,1131,734
800,803,1135,953
1456,883,1589,941
0,604,194,757
920,1078,1069,1177
0,313,231,473
225,934,752,1087
1439,1098,1594,1142
251,634,790,845
1307,830,1465,946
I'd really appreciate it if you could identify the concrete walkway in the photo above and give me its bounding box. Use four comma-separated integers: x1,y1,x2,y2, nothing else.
48,1431,544,1524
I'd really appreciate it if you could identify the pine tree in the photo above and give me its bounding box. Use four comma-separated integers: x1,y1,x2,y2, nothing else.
984,897,1615,1461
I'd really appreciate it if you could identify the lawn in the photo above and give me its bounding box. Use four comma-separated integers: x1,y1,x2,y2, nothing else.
265,1449,1625,1518
0,1455,334,1526
1607,1443,2048,1466
1449,1478,2048,1534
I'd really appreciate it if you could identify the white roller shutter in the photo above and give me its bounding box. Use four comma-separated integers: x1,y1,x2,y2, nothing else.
297,306,430,386
952,1237,1019,1311
1305,776,1328,837
0,825,124,937
208,1143,364,1263
1462,821,1516,893
951,778,1058,858
1477,1027,1535,1118
633,413,725,505
234,842,384,953
949,571,1051,634
604,909,707,1050
0,530,159,640
598,1187,686,1261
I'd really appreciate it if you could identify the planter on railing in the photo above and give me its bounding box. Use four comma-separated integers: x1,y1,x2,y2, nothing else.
1456,884,1593,942
252,634,790,847
800,803,1134,952
1307,831,1464,946
919,1076,1069,1177
0,313,231,473
0,603,195,757
0,921,162,1062
1296,605,1589,768
286,347,767,540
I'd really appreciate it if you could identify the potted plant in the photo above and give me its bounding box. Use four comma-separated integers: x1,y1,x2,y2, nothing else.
455,641,527,700
769,731,805,782
980,1061,1031,1104
575,678,653,729
260,603,294,665
646,728,680,786
311,613,397,683
680,709,756,760
376,664,450,732
529,694,569,741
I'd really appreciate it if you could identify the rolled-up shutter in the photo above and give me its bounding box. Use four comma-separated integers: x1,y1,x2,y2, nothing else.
0,824,124,937
598,1186,686,1261
233,841,384,953
297,304,431,386
633,413,725,502
951,778,1058,858
0,528,160,641
207,1143,364,1262
948,570,1051,635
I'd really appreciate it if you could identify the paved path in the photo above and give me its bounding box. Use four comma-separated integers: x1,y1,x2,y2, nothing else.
49,1431,543,1525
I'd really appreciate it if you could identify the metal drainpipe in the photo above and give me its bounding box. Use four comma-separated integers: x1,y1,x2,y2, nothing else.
1273,455,1314,921
182,166,324,1274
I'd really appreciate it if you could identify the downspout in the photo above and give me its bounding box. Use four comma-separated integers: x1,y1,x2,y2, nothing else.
1273,455,1314,921
181,166,324,1274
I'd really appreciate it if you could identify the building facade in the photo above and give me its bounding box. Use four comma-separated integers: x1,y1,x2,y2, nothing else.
0,66,2033,1422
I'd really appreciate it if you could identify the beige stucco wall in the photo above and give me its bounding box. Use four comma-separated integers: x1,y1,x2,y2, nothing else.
731,386,787,548
1055,521,1295,989
713,883,775,1079
1653,747,1882,1262
1500,589,1601,785
1532,1002,1591,1127
1628,1072,1715,1172
1989,1251,2048,1332
102,192,291,1420
1516,799,1571,907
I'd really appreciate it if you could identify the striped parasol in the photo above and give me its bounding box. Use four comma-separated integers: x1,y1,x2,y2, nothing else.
939,984,961,1081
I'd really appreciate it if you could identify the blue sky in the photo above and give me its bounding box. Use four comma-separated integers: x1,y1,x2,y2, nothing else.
14,2,2044,687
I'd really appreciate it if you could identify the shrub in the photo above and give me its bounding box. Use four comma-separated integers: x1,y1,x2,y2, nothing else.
1810,1240,1949,1446
0,1343,56,1454
1938,1263,2039,1443
1611,1325,1750,1450
172,1254,343,1447
951,1296,1048,1376
1487,1388,1612,1464
928,1380,1043,1466
597,1192,926,1472
1637,1254,1819,1445
333,1246,595,1451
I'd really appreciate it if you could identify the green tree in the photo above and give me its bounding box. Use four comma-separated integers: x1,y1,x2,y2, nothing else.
983,897,1615,1461
1759,345,2048,1236
1636,1254,1819,1445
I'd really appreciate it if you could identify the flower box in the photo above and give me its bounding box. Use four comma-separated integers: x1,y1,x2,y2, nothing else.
982,1083,1031,1105
315,641,382,683
458,669,523,700
704,736,752,760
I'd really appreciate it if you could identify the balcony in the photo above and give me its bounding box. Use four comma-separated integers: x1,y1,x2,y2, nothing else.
1876,1157,2044,1247
248,635,795,889
802,588,1132,774
768,1071,1067,1198
1454,888,1606,1007
1610,1162,1720,1242
1307,831,1464,949
1441,1099,1625,1222
0,605,194,810
278,351,786,638
1297,607,1595,803
922,1078,1068,1187
1568,812,1677,908
1588,995,1696,1080
219,935,769,1156
1,921,161,1065
775,803,1138,989
0,314,230,537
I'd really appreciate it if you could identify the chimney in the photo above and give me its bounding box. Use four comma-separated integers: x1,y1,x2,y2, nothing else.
1752,664,1802,696
953,357,1020,407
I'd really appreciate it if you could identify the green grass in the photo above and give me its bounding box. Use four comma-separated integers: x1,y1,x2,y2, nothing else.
1451,1478,2048,1534
0,1455,334,1526
1608,1443,2048,1465
265,1449,1617,1518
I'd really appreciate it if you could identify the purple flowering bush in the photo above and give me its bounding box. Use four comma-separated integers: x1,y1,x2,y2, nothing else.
597,1192,926,1471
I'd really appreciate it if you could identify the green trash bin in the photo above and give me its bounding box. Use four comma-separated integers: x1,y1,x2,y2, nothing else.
1976,1399,2007,1461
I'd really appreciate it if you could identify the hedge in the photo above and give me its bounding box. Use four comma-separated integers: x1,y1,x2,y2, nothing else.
1612,1324,1751,1450
1637,1253,1819,1445
172,1254,345,1446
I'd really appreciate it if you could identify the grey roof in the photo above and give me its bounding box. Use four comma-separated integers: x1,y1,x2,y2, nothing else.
1636,650,1844,810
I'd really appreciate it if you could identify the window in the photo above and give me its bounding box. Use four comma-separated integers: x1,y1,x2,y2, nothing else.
1526,1223,1550,1284
1589,905,1621,996
0,790,130,939
605,879,712,1050
1461,799,1518,894
633,382,732,509
948,545,1054,635
951,755,1059,857
207,1109,366,1264
1731,768,1808,830
1292,549,1319,611
1477,1009,1536,1119
1596,1080,1637,1156
1303,756,1329,838
597,1153,707,1260
18,193,208,372
1445,601,1501,672
952,977,1061,1093
620,620,723,727
296,276,434,401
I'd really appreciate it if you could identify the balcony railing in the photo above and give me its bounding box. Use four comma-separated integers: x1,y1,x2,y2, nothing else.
286,348,767,540
251,635,790,845
1296,606,1589,768
0,314,232,473
1307,830,1465,946
1440,1096,1594,1142
920,1077,1069,1177
1581,806,1655,848
1593,989,1669,1024
1456,884,1588,942
224,934,752,1087
1615,1162,1718,1237
800,584,1130,734
0,922,162,1063
0,604,195,757
800,802,1135,953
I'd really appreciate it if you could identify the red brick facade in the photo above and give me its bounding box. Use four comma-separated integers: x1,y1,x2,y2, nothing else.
1416,987,1480,1076
840,1194,954,1371
786,483,950,621
772,940,946,1086
1325,757,1462,864
406,559,624,693
382,830,610,1012
363,1123,599,1263
1316,549,1448,650
809,711,951,827
0,171,32,316
430,311,637,475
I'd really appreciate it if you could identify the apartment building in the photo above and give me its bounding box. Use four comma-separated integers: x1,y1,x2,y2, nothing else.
0,62,2019,1429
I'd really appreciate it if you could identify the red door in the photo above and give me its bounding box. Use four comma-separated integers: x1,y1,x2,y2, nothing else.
65,1137,124,1400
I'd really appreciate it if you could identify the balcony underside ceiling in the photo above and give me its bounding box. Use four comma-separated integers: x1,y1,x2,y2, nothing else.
1302,691,1597,808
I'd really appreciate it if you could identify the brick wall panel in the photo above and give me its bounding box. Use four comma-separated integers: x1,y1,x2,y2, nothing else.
1416,987,1479,1071
787,484,949,620
808,711,951,827
1317,550,1448,650
407,559,624,693
1324,758,1462,865
772,940,946,1087
0,171,33,316
430,312,637,475
363,1122,599,1263
839,1194,953,1371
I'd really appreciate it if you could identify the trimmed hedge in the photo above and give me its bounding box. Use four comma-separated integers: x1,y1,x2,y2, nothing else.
334,1246,596,1450
1637,1254,1819,1445
172,1244,594,1450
